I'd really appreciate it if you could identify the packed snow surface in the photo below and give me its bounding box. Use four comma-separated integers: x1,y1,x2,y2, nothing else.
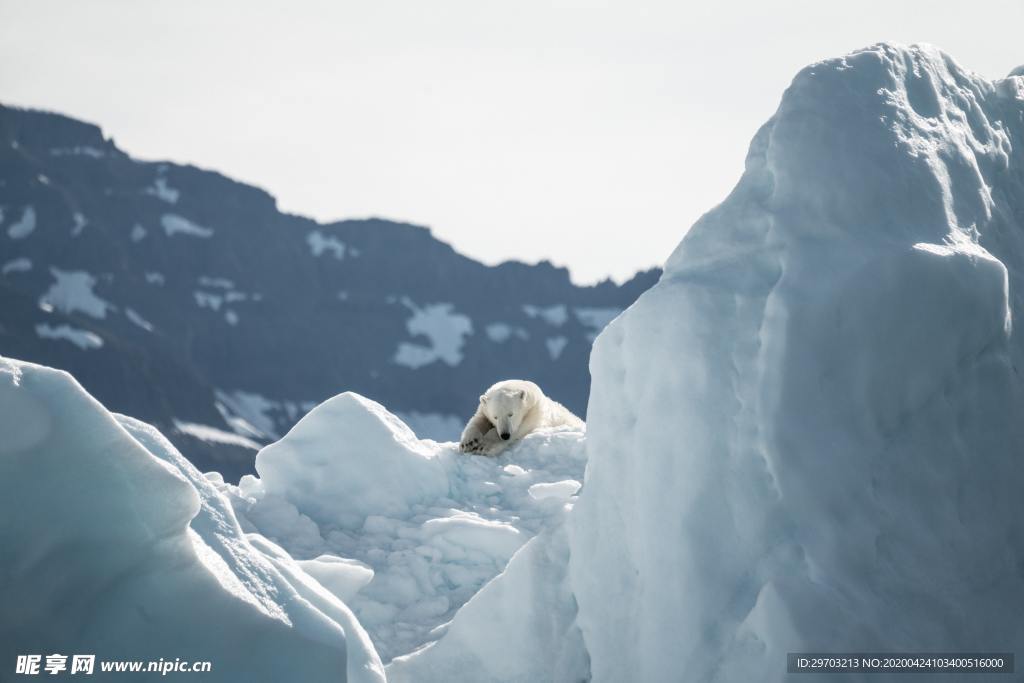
214,392,586,663
0,358,384,682
570,43,1024,682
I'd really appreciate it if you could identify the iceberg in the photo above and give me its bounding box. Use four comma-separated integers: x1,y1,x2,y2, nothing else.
570,43,1024,682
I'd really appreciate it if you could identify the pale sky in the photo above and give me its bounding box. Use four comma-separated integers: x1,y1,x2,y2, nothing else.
2,1,1021,283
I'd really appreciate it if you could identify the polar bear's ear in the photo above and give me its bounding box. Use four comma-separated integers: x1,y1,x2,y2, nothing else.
517,390,525,399
479,394,487,404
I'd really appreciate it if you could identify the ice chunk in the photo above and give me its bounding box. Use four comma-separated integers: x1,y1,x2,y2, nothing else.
297,554,376,603
527,479,580,501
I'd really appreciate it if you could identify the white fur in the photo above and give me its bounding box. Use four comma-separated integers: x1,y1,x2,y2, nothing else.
459,379,584,456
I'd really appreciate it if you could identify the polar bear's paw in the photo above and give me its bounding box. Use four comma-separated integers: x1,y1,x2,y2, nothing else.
459,435,484,453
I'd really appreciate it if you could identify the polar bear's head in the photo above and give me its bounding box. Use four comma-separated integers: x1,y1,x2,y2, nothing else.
480,381,538,441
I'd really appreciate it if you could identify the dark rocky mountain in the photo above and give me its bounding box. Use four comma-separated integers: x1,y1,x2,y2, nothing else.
0,104,659,480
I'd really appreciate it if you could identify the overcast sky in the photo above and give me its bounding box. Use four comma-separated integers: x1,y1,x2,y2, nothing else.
2,1,1021,283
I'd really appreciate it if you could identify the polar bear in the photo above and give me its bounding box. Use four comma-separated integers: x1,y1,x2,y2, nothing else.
459,379,584,455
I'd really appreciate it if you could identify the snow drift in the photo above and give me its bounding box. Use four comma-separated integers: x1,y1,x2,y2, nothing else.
0,357,384,683
569,43,1024,682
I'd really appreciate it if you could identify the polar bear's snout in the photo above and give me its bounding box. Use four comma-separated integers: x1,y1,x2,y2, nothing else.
500,431,511,440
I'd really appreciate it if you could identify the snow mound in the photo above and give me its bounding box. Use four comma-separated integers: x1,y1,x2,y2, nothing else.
0,357,384,683
569,43,1024,682
217,392,586,662
387,524,588,683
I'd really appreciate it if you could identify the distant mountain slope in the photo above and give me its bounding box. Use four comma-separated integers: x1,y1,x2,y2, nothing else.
0,105,659,479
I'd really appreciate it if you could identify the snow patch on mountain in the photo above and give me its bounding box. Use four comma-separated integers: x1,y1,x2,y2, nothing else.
194,294,221,311
307,230,347,259
39,268,114,318
49,146,105,158
35,323,103,350
125,307,154,332
162,213,214,238
174,420,262,450
7,206,36,239
194,290,224,311
70,212,87,237
545,336,568,360
2,257,31,275
394,300,473,369
522,304,567,326
198,276,234,289
485,322,529,343
213,390,313,441
146,176,180,203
